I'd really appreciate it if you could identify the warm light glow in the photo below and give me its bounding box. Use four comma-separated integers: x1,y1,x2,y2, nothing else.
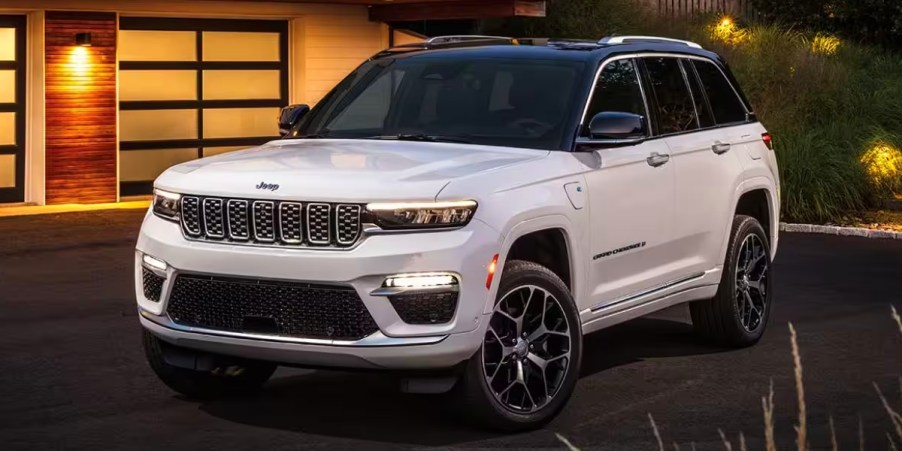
485,254,499,290
711,16,746,45
66,46,93,84
142,254,168,272
861,142,902,189
384,273,458,289
810,34,841,55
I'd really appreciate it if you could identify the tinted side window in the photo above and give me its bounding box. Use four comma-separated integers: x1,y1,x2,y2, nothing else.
692,60,747,124
582,59,646,136
644,57,698,135
683,60,715,128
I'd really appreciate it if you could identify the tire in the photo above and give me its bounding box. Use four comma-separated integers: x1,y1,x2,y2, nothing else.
453,260,582,432
143,330,276,399
690,215,773,348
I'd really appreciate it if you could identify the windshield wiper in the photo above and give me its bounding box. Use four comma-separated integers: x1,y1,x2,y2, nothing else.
294,128,332,139
365,134,472,144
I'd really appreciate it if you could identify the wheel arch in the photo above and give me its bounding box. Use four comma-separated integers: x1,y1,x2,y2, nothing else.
723,178,779,263
487,215,584,314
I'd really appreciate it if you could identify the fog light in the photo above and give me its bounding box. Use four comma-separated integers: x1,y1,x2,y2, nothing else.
372,272,459,296
142,254,168,273
384,273,458,289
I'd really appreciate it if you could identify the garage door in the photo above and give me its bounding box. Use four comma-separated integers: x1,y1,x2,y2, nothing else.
118,18,288,196
0,15,26,203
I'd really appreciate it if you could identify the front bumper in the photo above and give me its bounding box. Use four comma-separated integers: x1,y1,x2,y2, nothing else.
135,211,500,369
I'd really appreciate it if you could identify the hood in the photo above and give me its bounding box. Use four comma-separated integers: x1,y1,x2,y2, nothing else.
155,139,548,202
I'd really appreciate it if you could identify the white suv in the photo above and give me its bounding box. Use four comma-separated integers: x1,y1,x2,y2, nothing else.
136,35,780,431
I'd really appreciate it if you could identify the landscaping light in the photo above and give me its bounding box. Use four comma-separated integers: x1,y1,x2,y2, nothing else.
712,16,746,45
860,142,902,189
810,34,841,55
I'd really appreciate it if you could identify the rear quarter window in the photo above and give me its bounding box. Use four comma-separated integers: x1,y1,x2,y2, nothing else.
692,60,747,125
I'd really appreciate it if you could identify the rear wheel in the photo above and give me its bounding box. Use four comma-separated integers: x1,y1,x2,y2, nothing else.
143,330,276,399
454,260,581,432
691,215,773,347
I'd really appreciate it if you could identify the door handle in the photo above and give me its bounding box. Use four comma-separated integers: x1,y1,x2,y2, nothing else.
712,141,732,155
646,152,670,167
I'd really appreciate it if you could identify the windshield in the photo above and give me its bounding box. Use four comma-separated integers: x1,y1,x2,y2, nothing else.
290,56,586,150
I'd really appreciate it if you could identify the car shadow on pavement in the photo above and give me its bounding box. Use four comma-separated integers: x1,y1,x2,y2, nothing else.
579,315,731,378
197,312,728,446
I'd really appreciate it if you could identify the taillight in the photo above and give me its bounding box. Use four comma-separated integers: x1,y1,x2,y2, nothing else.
762,133,774,150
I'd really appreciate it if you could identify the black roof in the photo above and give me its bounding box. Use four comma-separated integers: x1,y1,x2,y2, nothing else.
372,38,726,67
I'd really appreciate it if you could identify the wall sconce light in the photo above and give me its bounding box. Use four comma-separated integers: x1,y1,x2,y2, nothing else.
75,32,92,47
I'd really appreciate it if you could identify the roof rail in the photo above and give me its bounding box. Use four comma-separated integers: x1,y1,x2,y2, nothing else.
598,35,703,49
425,35,517,45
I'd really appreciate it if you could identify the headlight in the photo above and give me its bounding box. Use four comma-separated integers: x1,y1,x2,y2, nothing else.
152,189,181,221
366,200,477,230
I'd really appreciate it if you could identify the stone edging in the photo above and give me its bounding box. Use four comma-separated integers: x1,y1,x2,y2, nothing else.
780,223,902,239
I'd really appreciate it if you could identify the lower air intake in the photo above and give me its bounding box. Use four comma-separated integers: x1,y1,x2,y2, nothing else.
166,274,379,340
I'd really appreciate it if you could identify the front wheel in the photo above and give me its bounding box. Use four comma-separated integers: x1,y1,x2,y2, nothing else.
691,215,773,347
453,260,582,432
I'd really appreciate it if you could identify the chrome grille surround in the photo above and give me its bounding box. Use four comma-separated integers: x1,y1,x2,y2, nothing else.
279,202,303,244
252,201,276,242
307,203,331,245
336,204,362,245
226,200,250,241
202,198,225,239
179,195,363,249
181,197,202,237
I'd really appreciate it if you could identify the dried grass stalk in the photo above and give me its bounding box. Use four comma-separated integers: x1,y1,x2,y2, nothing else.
763,379,777,451
555,433,580,451
829,416,838,451
874,382,902,441
739,432,748,451
893,306,902,338
649,413,664,451
790,323,807,451
718,429,734,451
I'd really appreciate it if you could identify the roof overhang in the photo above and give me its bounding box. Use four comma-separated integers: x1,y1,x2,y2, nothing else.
367,0,546,22
191,0,546,21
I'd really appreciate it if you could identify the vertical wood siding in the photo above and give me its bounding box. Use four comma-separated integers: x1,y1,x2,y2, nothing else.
45,11,117,204
640,0,757,18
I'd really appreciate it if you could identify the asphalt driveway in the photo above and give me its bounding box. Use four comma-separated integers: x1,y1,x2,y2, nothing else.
1,210,900,450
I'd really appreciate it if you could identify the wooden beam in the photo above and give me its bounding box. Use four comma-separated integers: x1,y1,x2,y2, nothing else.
369,0,546,22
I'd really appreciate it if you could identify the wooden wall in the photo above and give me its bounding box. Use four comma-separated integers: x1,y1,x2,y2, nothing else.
45,11,117,204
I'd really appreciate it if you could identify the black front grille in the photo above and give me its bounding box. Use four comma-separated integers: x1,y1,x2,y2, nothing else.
142,268,165,302
180,195,363,248
389,291,458,325
166,275,380,340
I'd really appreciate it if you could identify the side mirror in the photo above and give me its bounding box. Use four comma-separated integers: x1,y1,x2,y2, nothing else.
588,111,647,141
278,104,310,136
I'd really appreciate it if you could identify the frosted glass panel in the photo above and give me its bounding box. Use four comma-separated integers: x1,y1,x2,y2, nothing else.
121,148,198,182
0,112,14,145
0,70,14,103
204,108,278,138
203,32,279,61
120,70,197,101
203,70,280,100
120,30,196,61
203,146,245,157
0,154,13,188
121,109,198,141
0,28,14,61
